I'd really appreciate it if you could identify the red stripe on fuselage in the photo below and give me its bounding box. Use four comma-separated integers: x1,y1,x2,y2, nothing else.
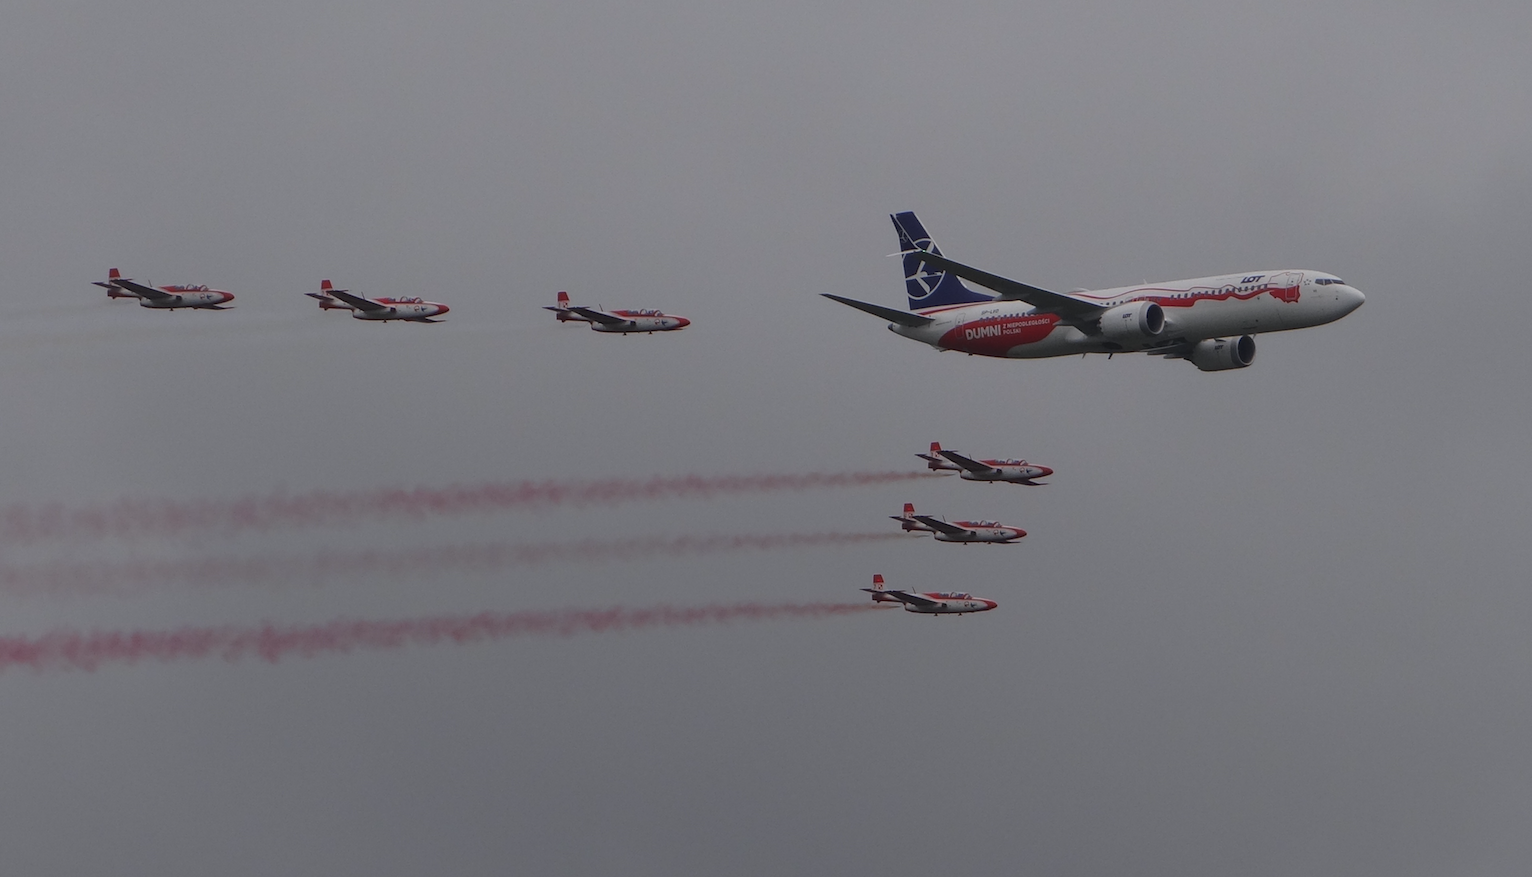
1084,283,1301,308
939,314,1060,355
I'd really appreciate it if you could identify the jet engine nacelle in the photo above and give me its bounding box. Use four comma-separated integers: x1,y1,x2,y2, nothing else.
1188,335,1256,371
1098,301,1165,347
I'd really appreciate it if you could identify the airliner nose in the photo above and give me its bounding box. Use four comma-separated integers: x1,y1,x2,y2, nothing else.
1340,286,1365,313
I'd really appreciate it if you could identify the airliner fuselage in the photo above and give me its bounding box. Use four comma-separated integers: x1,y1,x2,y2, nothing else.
895,271,1364,359
824,213,1365,371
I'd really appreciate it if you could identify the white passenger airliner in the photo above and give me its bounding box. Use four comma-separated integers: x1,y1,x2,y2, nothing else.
823,213,1364,370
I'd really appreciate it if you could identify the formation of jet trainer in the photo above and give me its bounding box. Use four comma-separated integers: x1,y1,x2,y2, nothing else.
892,502,1027,544
545,291,691,333
823,211,1365,371
863,574,997,614
95,268,235,310
96,213,1367,622
918,442,1052,485
305,280,451,322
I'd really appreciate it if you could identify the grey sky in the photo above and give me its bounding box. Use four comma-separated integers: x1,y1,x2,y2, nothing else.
1,0,1530,874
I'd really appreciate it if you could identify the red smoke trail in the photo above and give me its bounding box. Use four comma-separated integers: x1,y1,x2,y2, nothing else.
0,471,930,545
0,602,877,673
0,532,907,598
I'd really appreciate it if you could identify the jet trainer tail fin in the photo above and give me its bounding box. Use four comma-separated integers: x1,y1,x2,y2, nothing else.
893,502,925,532
892,212,992,311
545,291,579,320
308,280,349,309
862,574,900,604
917,441,947,470
97,268,136,298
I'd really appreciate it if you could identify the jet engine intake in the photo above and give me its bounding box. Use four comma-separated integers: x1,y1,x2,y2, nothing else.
1188,335,1256,371
1098,301,1165,347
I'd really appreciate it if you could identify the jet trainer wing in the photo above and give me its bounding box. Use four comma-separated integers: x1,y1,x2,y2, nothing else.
112,278,174,302
569,306,627,326
912,515,971,537
901,250,1104,322
861,588,940,608
937,450,998,475
820,294,934,328
325,288,388,313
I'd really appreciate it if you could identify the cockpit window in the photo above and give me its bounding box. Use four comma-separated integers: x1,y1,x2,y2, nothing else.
1314,278,1345,285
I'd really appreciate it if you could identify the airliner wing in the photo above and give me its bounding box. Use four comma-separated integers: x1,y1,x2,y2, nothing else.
112,279,173,302
937,450,997,475
569,306,626,326
912,515,970,537
820,294,934,328
326,288,388,313
901,251,1104,321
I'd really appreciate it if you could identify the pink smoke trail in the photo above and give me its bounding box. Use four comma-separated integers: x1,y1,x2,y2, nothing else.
0,602,878,673
0,532,908,598
0,471,930,545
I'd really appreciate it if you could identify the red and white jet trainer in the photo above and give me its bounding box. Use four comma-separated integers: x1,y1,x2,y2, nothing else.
305,280,450,322
891,502,1027,544
94,268,235,310
545,291,690,333
917,442,1053,485
823,212,1364,371
863,574,997,615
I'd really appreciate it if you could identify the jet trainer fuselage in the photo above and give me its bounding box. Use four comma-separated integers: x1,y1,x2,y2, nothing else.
96,269,235,310
919,443,1053,485
893,503,1027,544
863,575,997,614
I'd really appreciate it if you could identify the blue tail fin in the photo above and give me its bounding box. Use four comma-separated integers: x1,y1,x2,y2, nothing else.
892,212,992,310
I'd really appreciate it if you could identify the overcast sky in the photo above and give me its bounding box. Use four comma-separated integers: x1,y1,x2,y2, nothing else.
2,0,1530,874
